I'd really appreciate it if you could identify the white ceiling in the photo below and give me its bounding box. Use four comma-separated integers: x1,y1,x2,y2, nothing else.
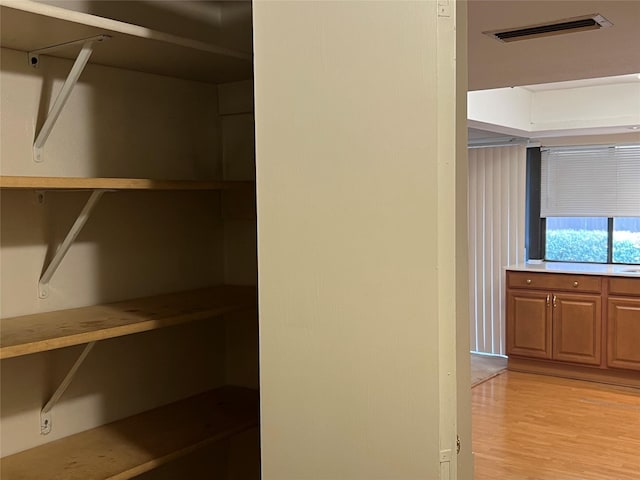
468,0,640,91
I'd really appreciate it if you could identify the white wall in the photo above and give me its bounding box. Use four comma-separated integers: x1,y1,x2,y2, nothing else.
454,3,473,478
467,87,533,132
531,83,640,132
253,1,467,478
467,81,640,139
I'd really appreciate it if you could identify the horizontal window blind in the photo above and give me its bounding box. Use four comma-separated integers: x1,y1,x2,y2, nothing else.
541,145,640,217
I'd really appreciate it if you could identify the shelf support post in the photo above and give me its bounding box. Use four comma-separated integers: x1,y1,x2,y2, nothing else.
39,190,105,299
41,341,97,435
32,35,108,163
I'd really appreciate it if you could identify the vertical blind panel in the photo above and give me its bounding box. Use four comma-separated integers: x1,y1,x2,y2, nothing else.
468,145,526,355
468,151,479,350
541,146,640,217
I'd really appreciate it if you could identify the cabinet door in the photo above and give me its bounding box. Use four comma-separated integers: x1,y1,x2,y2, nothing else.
552,293,602,365
608,297,640,371
507,291,551,359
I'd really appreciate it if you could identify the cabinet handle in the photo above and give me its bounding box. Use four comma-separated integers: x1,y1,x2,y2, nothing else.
573,281,579,288
546,294,550,307
553,295,557,308
526,279,532,285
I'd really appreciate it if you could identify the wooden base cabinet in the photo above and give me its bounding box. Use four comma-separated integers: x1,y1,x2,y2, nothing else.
553,293,601,366
608,297,640,370
507,290,601,365
607,277,640,372
507,272,602,366
507,291,551,359
506,270,640,388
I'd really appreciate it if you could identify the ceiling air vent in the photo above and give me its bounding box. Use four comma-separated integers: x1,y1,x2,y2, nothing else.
484,14,613,43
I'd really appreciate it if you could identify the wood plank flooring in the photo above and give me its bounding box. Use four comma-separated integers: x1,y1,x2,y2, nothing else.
473,371,640,480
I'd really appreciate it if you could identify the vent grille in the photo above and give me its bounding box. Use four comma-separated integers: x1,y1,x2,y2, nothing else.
484,14,612,43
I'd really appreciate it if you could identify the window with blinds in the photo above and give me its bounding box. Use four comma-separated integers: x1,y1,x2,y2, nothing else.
541,145,640,218
540,145,640,265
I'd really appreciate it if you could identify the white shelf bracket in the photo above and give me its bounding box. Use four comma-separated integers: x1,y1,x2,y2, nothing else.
41,341,97,435
31,35,109,163
39,190,105,299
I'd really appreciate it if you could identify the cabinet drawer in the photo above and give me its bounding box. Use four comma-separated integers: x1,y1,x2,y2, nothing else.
609,277,640,297
507,271,601,293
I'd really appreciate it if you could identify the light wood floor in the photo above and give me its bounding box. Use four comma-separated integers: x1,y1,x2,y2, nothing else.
473,371,640,480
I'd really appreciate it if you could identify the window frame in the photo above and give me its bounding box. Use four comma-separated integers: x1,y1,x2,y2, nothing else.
525,147,544,260
526,147,639,266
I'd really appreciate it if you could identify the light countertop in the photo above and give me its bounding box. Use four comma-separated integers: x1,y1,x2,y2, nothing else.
506,262,640,278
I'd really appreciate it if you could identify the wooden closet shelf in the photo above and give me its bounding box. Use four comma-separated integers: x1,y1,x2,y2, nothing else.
0,386,259,480
0,0,252,84
0,176,253,191
0,286,257,359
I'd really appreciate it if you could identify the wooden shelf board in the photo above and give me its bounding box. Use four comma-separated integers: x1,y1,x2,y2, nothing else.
0,386,259,480
0,286,256,359
0,0,252,83
0,176,253,191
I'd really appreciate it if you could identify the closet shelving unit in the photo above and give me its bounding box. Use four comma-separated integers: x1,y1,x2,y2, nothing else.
0,1,257,478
